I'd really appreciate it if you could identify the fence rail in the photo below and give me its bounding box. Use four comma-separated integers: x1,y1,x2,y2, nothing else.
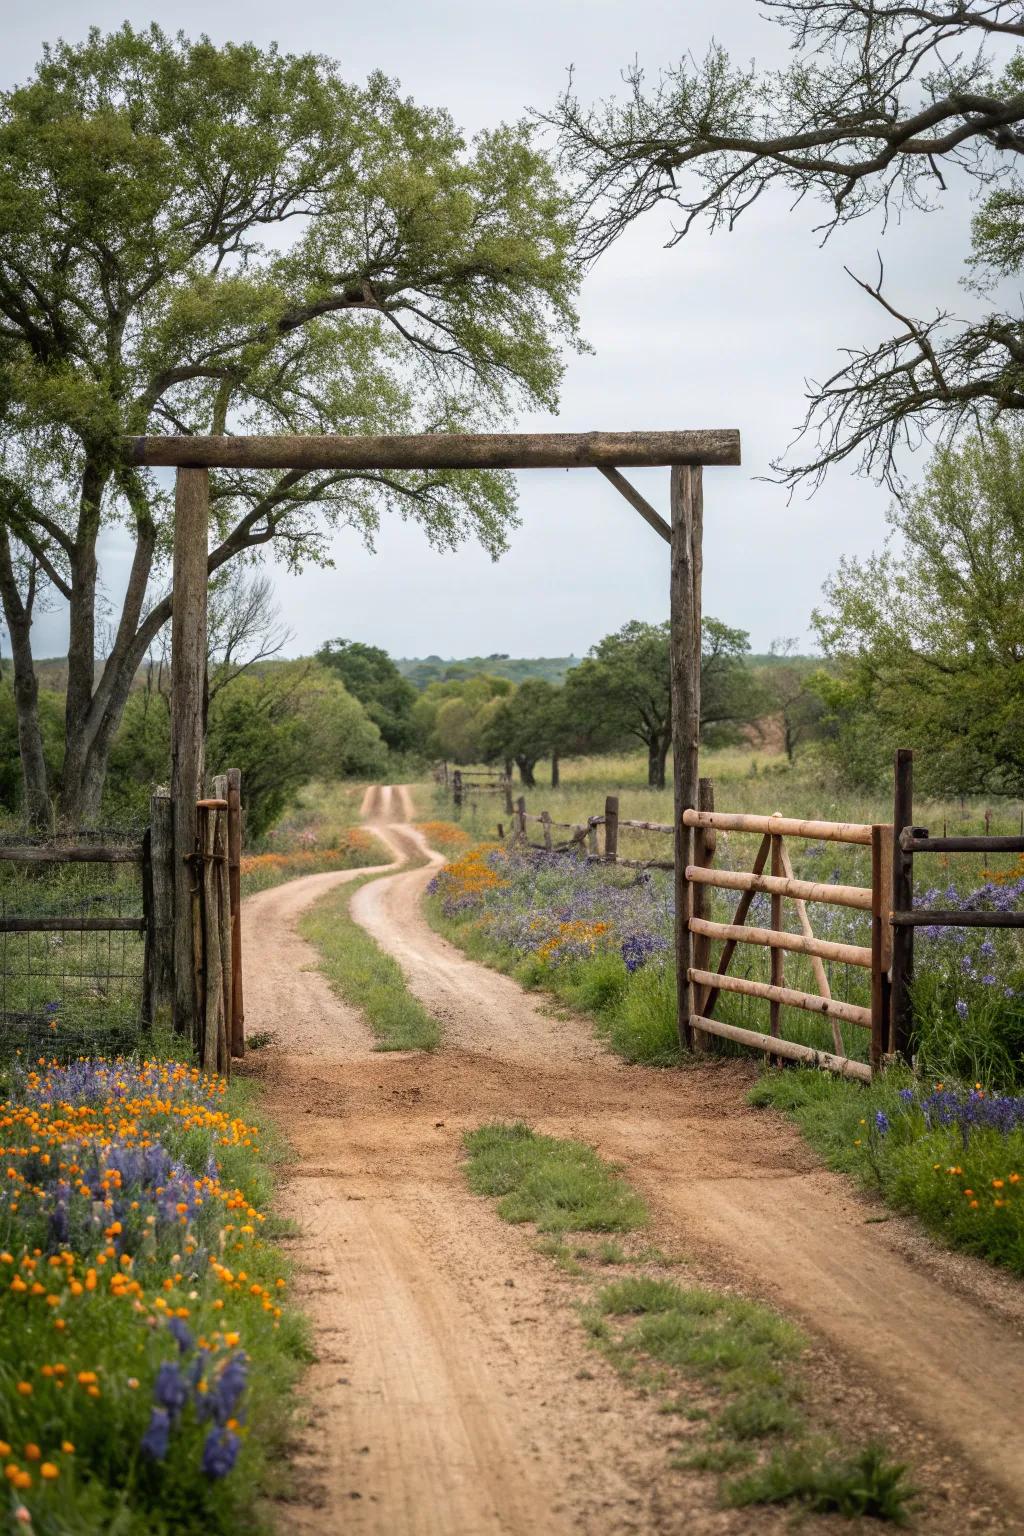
436,751,1023,1080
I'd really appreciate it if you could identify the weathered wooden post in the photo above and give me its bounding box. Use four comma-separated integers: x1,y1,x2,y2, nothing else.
452,769,463,811
504,777,514,816
171,468,209,1045
214,771,245,1058
690,778,716,1050
871,823,894,1072
890,748,914,1060
226,768,244,1057
541,810,553,851
769,831,784,1063
515,796,527,842
195,798,230,1075
670,464,703,1052
144,788,175,1026
604,795,619,864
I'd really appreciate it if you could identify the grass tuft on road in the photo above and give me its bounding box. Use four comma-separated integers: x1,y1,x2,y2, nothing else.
299,875,441,1051
463,1122,647,1232
465,1120,913,1523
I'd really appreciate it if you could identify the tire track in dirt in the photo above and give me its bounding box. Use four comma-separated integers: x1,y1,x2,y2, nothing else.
243,786,1024,1533
347,790,1024,1527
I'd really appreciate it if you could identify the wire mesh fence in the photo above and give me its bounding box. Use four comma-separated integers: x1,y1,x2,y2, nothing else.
0,824,148,1059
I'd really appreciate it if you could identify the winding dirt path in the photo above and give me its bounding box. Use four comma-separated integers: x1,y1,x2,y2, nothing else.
244,788,1024,1535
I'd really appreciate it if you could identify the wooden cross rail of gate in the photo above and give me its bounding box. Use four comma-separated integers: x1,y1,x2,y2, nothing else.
123,426,741,1053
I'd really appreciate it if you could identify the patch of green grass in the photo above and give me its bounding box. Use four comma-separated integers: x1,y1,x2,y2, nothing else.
463,1122,647,1233
726,1442,914,1522
749,1066,1024,1274
299,875,440,1051
465,1120,911,1520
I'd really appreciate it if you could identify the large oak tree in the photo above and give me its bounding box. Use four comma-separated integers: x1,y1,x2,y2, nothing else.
0,26,582,825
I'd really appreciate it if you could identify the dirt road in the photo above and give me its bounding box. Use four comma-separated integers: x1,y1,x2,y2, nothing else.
244,787,1024,1535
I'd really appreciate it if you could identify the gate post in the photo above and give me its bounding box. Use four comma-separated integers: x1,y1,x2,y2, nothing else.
890,749,914,1060
871,823,894,1072
691,778,716,1049
670,464,703,1052
171,468,209,1046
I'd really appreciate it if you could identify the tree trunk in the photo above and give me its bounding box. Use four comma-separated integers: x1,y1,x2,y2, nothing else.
516,755,537,788
655,737,671,792
551,750,560,788
647,741,665,789
0,533,50,826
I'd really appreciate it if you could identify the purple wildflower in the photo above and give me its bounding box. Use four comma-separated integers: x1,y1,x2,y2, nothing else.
141,1408,171,1461
201,1428,241,1479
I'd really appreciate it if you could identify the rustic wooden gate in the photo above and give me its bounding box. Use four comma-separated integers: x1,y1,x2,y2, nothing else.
682,805,893,1082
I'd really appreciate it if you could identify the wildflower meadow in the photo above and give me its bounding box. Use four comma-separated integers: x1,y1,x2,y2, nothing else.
0,1056,306,1533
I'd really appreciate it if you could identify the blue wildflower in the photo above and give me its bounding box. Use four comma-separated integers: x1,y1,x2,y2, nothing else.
875,1111,890,1136
154,1360,188,1417
167,1317,194,1355
202,1428,241,1479
956,1000,968,1020
141,1408,171,1461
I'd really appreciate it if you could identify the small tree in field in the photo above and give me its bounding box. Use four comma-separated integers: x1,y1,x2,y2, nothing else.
813,427,1024,794
564,618,757,789
0,26,582,825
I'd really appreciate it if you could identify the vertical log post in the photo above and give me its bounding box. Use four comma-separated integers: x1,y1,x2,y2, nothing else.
604,795,619,864
197,799,229,1076
171,468,209,1048
670,464,703,1052
871,823,894,1073
690,778,716,1052
541,810,553,851
890,749,914,1061
145,788,175,1027
504,778,514,816
226,768,244,1057
452,769,463,811
769,832,784,1063
515,796,526,842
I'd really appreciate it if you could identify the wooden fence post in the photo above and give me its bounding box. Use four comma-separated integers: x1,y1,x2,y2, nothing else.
515,796,526,841
171,467,209,1048
144,788,175,1027
871,823,894,1072
214,772,244,1059
226,768,244,1057
670,464,703,1052
691,778,716,1052
604,795,619,864
541,810,553,851
769,831,784,1063
504,778,514,816
196,799,230,1076
452,769,463,811
890,749,914,1061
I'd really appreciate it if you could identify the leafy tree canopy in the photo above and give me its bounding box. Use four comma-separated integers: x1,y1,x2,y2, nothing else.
812,426,1024,793
548,2,1024,486
315,638,417,752
0,24,583,823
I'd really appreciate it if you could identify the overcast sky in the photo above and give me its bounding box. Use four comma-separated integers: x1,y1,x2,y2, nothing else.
4,0,979,660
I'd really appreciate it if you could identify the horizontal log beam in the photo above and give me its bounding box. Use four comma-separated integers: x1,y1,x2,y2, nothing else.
125,429,741,471
686,863,872,911
0,916,145,933
618,818,674,833
690,1014,872,1082
597,466,671,542
683,809,873,846
0,846,142,864
688,967,872,1028
689,915,873,968
900,831,1024,854
891,909,1024,928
